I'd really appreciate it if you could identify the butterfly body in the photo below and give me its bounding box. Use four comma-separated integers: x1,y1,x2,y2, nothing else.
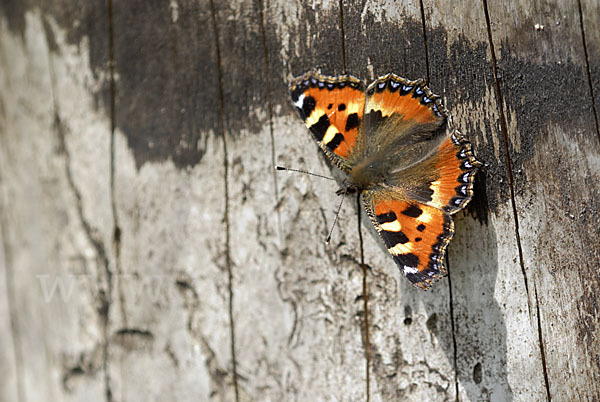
289,71,481,290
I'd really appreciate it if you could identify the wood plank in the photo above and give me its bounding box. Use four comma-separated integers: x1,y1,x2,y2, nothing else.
581,0,600,137
110,0,236,400
343,1,458,400
226,0,368,399
0,11,108,402
343,0,428,80
424,0,546,400
2,0,599,400
0,205,20,402
485,0,600,398
263,0,346,107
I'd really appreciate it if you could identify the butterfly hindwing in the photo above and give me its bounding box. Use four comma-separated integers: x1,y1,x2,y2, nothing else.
387,129,481,214
290,71,365,171
430,130,481,213
362,193,453,290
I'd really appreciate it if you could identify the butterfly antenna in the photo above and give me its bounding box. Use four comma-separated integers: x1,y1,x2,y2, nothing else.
275,165,336,181
326,186,348,244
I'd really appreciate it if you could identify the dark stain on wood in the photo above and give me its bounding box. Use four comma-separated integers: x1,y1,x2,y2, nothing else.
111,0,219,168
2,1,597,210
499,43,595,168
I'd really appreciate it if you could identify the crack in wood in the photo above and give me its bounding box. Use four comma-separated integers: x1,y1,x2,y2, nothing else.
445,251,460,402
418,0,430,85
209,0,239,400
577,0,600,142
534,283,552,400
56,115,115,402
482,0,531,311
339,0,347,74
356,195,370,402
257,0,283,244
0,181,26,402
42,20,115,401
106,0,128,333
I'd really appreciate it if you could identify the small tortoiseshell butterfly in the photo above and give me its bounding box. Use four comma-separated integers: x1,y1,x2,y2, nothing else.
289,71,481,290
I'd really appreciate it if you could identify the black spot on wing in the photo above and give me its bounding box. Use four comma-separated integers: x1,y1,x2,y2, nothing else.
376,211,397,224
345,113,360,131
290,86,303,103
338,103,346,111
326,133,344,151
402,205,423,218
383,230,409,247
417,224,426,232
309,114,329,142
394,253,419,269
302,96,316,119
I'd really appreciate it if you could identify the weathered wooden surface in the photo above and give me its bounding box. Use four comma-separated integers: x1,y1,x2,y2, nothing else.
0,1,599,401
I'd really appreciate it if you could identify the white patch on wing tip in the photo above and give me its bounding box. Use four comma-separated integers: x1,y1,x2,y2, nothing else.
403,265,419,274
293,93,305,108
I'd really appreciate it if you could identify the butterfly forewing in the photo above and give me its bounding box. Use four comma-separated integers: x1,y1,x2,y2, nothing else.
290,72,366,172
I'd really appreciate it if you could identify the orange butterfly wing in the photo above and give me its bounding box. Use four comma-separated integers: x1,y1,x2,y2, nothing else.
290,72,365,172
361,76,481,290
289,72,482,290
362,196,453,290
365,74,444,125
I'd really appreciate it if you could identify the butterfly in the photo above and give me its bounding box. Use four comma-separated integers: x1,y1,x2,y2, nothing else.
289,71,481,290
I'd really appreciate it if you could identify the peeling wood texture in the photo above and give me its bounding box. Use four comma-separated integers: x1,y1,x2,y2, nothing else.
0,1,599,401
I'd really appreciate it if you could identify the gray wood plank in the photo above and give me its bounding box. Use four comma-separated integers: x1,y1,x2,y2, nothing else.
581,0,600,137
485,0,600,398
229,0,369,399
343,1,458,400
2,0,600,401
424,0,547,400
0,11,109,402
110,0,236,400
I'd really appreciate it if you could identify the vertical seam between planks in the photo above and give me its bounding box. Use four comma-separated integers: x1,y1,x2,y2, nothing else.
209,1,239,400
0,36,25,402
0,192,25,402
534,283,552,401
257,0,282,243
446,251,460,402
104,1,117,399
339,0,347,73
343,0,369,397
418,0,431,85
481,0,530,307
107,0,127,330
420,4,455,399
356,195,370,402
482,1,551,397
43,14,115,401
577,0,600,142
